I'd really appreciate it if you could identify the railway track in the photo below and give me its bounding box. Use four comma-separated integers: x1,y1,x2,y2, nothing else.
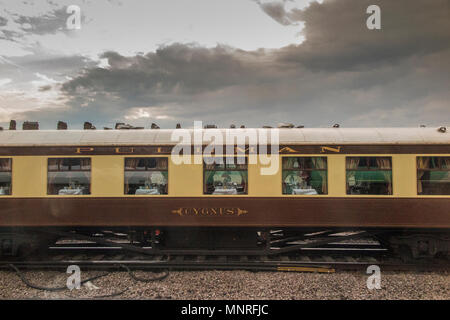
1,242,448,272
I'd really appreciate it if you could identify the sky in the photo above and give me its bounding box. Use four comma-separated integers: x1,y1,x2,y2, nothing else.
0,0,449,130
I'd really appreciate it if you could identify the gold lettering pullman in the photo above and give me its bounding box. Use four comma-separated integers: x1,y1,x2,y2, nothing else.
171,207,248,217
73,146,342,154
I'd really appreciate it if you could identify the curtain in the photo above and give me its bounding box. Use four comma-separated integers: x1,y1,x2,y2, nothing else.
239,171,248,193
47,172,61,194
283,157,297,169
430,157,438,169
376,157,391,169
48,158,59,171
205,157,222,170
125,171,140,194
157,158,168,170
235,157,247,170
80,159,91,193
125,158,139,170
282,157,297,192
377,157,392,194
346,157,360,169
124,159,138,193
442,157,450,169
312,157,327,193
47,159,60,194
311,157,326,169
161,171,169,194
346,158,360,192
204,170,216,192
0,159,11,171
417,157,430,193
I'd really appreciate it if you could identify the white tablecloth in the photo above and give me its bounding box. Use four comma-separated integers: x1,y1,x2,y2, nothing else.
58,188,84,195
0,189,6,195
213,188,238,195
292,188,318,195
135,188,160,195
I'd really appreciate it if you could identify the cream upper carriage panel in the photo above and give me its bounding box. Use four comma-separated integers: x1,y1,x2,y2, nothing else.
0,127,448,198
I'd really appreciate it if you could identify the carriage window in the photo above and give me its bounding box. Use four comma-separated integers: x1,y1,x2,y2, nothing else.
282,157,327,195
346,157,392,195
417,157,450,195
204,157,248,195
0,159,12,196
48,158,91,195
124,158,168,195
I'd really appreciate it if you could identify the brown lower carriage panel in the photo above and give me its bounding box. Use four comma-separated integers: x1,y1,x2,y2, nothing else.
0,197,449,229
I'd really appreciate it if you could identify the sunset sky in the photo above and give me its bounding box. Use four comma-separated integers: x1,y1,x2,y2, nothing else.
0,0,449,129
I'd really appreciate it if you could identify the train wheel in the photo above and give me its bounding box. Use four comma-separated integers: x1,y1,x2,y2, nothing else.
397,244,413,262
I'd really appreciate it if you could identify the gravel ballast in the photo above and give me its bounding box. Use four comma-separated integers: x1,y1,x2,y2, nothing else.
0,269,448,300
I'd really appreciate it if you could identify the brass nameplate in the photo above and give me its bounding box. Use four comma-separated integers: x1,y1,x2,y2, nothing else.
171,207,248,217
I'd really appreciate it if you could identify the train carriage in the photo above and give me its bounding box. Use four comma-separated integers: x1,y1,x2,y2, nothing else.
0,126,449,259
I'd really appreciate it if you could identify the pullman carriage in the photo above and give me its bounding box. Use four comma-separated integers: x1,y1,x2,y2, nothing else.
0,126,449,259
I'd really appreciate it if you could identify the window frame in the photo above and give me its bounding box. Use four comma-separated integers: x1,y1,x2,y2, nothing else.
47,157,92,195
0,158,12,196
345,156,393,196
124,157,169,195
281,156,328,195
416,156,450,195
203,156,248,195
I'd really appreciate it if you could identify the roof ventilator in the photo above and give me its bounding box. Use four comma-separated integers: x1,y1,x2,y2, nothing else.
277,123,294,128
23,121,39,130
57,121,68,130
115,123,144,130
84,122,96,130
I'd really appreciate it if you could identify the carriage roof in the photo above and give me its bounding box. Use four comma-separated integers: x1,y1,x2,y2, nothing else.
0,127,448,146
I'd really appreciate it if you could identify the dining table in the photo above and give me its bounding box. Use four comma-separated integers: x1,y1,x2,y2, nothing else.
213,188,238,195
58,188,84,195
292,188,318,195
135,188,160,195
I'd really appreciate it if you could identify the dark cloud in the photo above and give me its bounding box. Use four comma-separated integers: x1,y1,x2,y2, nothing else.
0,16,7,27
277,0,450,70
13,51,95,74
62,45,267,97
15,7,68,35
8,0,450,129
255,1,293,25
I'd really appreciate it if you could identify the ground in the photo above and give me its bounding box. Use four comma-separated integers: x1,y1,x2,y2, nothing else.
0,269,448,300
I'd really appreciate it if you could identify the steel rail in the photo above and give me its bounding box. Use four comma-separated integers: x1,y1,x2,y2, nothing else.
1,250,447,272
